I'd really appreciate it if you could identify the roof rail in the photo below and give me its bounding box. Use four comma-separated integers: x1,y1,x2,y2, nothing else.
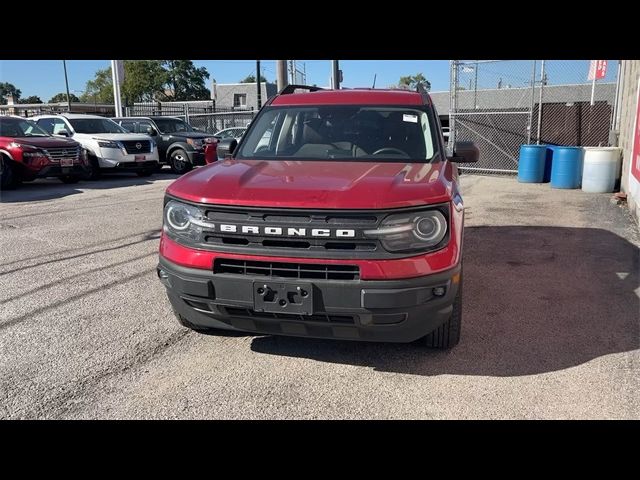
278,84,324,95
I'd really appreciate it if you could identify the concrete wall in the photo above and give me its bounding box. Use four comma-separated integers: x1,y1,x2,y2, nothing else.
213,83,277,110
618,60,640,224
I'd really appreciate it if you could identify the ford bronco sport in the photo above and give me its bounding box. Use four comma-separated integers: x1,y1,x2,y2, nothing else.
157,85,478,348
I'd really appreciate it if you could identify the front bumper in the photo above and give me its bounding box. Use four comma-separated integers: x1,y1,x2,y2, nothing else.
158,256,461,343
27,164,88,179
98,149,160,169
186,150,206,166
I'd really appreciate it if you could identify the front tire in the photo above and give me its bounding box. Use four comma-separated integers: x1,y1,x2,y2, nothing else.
169,149,193,175
420,276,463,349
86,155,101,180
0,157,20,190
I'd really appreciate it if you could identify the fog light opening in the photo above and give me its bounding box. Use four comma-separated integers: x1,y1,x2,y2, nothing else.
157,268,169,279
432,286,446,297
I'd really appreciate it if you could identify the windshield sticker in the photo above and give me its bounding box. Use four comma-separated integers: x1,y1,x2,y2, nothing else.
403,114,418,123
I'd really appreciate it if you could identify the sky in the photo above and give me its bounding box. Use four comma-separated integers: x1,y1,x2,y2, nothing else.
0,59,619,102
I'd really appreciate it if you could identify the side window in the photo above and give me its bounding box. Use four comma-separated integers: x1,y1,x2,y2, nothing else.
138,121,154,135
52,119,69,135
120,121,136,133
36,118,55,134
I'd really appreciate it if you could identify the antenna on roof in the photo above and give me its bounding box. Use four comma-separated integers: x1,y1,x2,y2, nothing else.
372,74,377,89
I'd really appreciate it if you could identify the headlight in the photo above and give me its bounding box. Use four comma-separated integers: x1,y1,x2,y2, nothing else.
186,138,203,149
97,140,121,148
163,200,206,241
22,150,47,158
364,209,448,252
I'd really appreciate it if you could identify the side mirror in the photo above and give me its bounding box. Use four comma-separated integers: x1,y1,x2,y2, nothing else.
217,138,238,158
146,126,157,136
57,129,70,137
448,141,479,163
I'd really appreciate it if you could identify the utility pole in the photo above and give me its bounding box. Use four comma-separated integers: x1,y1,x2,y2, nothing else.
276,60,288,90
63,60,71,112
332,60,340,90
256,60,262,109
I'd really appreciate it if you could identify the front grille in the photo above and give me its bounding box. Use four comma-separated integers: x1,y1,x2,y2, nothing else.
214,258,360,280
224,307,356,324
45,146,80,161
121,140,151,154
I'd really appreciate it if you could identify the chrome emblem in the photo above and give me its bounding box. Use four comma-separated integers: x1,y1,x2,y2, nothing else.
62,150,68,157
135,142,142,149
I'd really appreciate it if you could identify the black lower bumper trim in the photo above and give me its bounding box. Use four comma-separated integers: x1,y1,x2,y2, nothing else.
158,256,461,343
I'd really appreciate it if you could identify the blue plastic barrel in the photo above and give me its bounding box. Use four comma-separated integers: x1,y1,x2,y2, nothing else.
518,145,547,183
550,146,583,189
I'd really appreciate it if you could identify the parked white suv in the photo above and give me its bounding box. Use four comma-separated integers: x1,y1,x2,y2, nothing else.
31,114,160,179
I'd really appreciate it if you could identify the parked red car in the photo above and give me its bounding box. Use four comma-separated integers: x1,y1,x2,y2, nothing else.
0,116,88,189
157,85,478,348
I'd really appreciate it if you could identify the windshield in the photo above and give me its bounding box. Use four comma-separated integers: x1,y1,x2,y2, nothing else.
154,118,193,133
68,118,127,134
236,105,436,162
0,118,50,137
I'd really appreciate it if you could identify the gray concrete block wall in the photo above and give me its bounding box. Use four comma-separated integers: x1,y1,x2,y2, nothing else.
214,83,277,110
618,60,640,224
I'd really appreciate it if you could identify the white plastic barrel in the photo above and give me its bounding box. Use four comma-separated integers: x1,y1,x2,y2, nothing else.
581,147,622,193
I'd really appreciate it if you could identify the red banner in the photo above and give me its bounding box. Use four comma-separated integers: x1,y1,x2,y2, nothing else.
588,60,608,81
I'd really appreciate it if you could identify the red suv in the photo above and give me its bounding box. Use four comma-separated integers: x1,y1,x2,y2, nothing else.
0,116,87,189
157,85,478,348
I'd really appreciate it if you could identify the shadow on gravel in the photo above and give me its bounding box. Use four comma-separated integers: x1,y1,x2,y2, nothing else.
250,226,640,377
0,169,181,203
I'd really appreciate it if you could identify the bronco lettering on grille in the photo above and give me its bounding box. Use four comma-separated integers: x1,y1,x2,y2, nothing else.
206,223,356,238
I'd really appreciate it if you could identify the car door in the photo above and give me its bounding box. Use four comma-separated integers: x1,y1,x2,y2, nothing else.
139,120,166,160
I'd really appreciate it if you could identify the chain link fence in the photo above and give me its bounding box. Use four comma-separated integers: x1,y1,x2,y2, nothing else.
449,60,619,173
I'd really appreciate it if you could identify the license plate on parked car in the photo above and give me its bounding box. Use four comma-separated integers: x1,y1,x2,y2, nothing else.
60,158,74,167
134,155,146,162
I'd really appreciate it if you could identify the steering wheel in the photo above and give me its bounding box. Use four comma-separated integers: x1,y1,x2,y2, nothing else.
372,147,409,156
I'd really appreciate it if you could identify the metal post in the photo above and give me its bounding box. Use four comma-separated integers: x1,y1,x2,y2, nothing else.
590,76,596,106
63,60,71,112
110,60,123,117
256,60,262,109
536,60,545,144
276,60,288,90
449,60,458,152
473,61,478,109
332,60,340,90
527,60,537,144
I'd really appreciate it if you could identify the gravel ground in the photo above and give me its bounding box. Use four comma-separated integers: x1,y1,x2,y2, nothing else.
0,170,638,419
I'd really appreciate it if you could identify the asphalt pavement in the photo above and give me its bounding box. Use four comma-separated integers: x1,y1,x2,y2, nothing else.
0,170,638,419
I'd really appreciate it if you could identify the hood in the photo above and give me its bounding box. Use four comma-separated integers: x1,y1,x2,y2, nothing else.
165,131,212,139
74,133,152,142
15,136,79,149
167,159,453,209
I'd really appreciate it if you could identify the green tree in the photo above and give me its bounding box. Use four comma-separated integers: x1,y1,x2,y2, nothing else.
240,74,269,83
162,60,210,101
121,60,167,102
18,95,43,104
398,73,431,91
49,92,80,103
0,82,22,105
81,67,114,103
